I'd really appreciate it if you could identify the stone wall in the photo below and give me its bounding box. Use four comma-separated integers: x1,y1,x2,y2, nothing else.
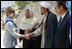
16,1,60,28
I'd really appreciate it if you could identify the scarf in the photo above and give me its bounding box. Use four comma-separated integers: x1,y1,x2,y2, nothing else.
5,16,18,32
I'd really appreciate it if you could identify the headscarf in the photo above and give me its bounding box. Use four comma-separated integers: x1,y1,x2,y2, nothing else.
5,16,18,32
28,9,34,18
20,9,37,30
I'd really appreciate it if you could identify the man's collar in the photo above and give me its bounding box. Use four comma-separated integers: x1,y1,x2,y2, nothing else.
45,11,49,17
61,11,68,21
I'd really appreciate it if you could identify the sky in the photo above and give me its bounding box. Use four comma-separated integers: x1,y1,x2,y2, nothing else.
1,1,13,10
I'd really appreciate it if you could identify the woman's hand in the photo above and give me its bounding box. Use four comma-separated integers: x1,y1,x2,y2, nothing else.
25,33,35,40
21,35,26,38
20,34,30,40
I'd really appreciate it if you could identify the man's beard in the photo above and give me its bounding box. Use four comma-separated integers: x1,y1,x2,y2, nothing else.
41,12,43,15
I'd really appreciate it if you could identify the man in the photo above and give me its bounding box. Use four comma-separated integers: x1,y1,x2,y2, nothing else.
55,1,71,48
28,2,58,48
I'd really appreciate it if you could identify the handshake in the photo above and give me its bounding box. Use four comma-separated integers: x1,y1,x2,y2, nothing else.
21,33,34,40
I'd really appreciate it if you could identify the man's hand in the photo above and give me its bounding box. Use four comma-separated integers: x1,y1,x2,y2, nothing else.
29,33,35,37
21,34,30,40
25,34,31,40
20,33,35,40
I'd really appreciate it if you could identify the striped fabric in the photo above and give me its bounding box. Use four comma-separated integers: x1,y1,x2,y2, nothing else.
45,13,57,48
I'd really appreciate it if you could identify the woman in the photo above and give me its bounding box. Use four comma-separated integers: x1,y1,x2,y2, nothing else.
3,6,26,48
19,9,41,48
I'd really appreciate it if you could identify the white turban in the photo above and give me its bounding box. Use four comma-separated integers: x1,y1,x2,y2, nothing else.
40,2,51,9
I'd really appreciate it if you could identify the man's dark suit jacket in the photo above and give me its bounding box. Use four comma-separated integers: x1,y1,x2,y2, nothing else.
54,11,71,48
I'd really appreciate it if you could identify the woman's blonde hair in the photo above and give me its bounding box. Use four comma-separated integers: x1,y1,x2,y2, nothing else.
5,6,15,16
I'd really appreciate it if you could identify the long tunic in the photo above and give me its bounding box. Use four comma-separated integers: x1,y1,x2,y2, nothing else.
33,11,58,48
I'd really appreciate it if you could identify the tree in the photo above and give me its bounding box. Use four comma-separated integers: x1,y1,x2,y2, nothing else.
13,1,38,10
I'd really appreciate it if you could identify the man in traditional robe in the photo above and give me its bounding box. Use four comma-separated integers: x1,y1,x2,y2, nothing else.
27,2,58,48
